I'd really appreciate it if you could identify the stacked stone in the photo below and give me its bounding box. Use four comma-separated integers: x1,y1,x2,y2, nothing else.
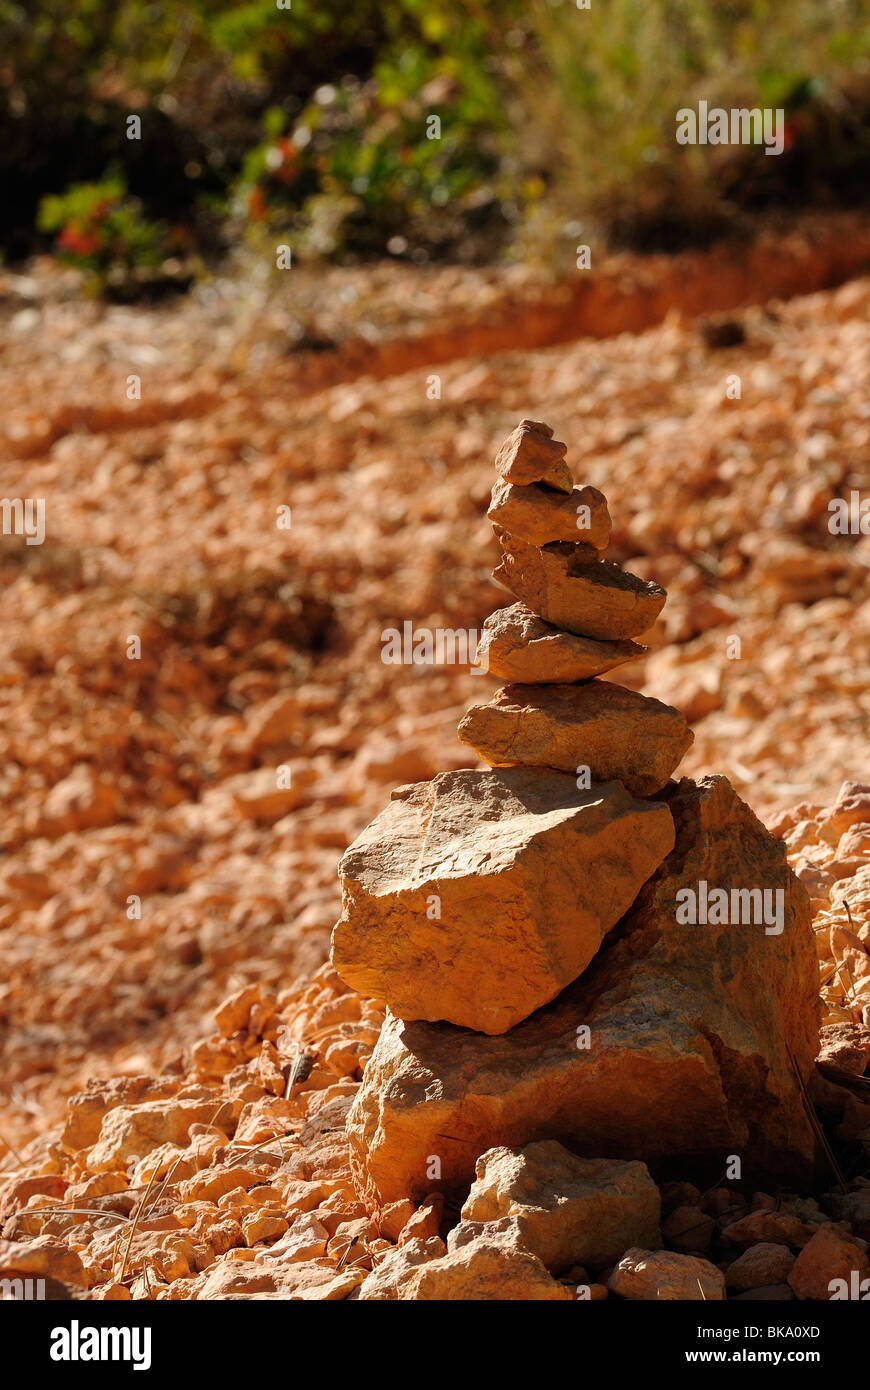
332,418,692,1036
329,418,818,1211
457,418,693,797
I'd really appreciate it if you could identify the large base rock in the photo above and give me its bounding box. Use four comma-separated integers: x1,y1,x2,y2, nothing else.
347,776,819,1205
331,768,674,1035
457,680,693,797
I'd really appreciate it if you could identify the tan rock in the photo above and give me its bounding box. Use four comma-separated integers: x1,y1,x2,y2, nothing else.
61,1077,174,1152
0,1237,92,1288
215,984,261,1038
398,1193,443,1244
331,768,675,1034
457,681,693,798
475,603,645,683
831,823,870,879
608,1248,725,1301
817,1022,870,1075
355,1236,449,1300
225,765,317,824
347,776,818,1205
494,421,572,493
261,1213,329,1263
87,1098,232,1172
488,479,610,549
401,1224,573,1300
460,1141,660,1270
788,1223,870,1300
377,1199,416,1242
0,1175,68,1221
826,781,870,838
296,1268,366,1300
245,693,300,751
195,1260,280,1298
242,1211,288,1246
493,536,667,639
726,1242,796,1291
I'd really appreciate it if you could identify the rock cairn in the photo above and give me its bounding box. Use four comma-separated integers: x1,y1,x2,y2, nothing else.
330,419,820,1216
457,417,693,795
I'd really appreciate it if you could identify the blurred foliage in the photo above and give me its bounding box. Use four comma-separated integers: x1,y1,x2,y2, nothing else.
517,0,870,249
36,174,194,298
4,0,870,286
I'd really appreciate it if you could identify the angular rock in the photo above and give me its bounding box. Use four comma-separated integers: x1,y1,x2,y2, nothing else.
0,1238,92,1289
788,1223,870,1300
87,1097,233,1173
660,1205,715,1252
261,1213,329,1264
494,421,572,493
398,1223,573,1300
826,780,870,838
347,776,818,1205
398,1193,443,1244
608,1248,725,1301
488,479,611,549
726,1242,796,1291
457,681,693,798
355,1236,446,1300
825,1189,870,1240
720,1209,815,1249
331,768,674,1034
460,1141,661,1270
475,603,645,684
493,536,667,639
817,1021,870,1075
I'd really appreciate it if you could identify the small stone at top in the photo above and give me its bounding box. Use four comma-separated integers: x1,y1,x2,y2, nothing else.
495,421,573,493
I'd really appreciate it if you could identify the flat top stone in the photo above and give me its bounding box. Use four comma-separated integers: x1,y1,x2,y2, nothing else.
475,602,645,683
457,680,693,798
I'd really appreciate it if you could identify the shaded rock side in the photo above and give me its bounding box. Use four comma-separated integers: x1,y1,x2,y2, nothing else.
493,536,667,639
475,603,645,683
347,775,819,1205
331,768,674,1035
457,680,693,797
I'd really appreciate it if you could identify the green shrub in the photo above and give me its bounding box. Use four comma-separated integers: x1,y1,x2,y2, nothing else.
37,175,192,296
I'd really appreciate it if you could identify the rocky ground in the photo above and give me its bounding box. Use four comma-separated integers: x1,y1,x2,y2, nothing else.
0,218,868,1298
